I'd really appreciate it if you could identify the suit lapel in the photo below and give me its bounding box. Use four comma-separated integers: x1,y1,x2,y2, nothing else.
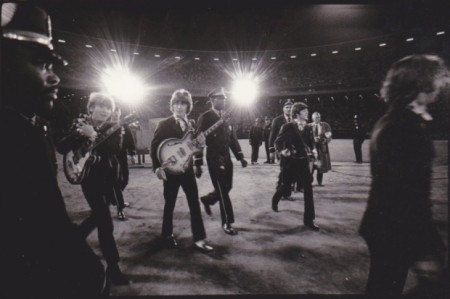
169,116,184,137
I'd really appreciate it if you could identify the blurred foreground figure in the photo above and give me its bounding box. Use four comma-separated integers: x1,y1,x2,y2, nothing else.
1,3,107,297
359,54,449,296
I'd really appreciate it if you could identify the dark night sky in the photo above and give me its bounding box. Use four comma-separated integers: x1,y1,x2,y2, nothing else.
36,0,448,51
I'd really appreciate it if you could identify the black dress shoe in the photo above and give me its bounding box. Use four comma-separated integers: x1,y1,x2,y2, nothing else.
272,205,278,212
194,240,214,252
163,234,178,248
117,210,127,221
272,201,278,212
200,197,212,215
223,224,238,235
106,265,130,285
304,221,320,231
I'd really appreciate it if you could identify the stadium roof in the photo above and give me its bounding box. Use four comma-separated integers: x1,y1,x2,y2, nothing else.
38,0,448,52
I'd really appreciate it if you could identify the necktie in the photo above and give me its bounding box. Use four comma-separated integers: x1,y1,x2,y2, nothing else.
177,118,186,132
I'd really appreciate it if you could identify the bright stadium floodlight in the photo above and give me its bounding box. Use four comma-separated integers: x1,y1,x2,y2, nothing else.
101,66,147,106
232,75,259,107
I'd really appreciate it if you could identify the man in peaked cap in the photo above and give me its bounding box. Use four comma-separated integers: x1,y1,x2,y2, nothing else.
268,99,294,162
1,3,107,297
194,87,248,235
268,99,295,199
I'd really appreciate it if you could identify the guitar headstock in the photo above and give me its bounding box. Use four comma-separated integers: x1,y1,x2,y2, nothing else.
120,112,139,126
221,110,232,122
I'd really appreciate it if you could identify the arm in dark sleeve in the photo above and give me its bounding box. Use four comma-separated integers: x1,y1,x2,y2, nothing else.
56,127,86,155
304,126,315,151
150,122,164,172
274,123,289,152
268,119,279,153
229,125,244,161
123,125,136,155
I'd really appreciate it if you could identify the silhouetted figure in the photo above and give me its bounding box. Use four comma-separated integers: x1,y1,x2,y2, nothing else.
263,116,273,163
359,55,449,297
249,118,263,164
1,3,107,297
353,114,366,163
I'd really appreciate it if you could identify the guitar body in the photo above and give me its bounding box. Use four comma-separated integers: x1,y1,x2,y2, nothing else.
157,131,203,175
63,149,99,184
63,113,138,184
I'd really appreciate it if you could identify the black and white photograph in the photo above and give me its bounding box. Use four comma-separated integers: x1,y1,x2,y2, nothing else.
1,0,448,297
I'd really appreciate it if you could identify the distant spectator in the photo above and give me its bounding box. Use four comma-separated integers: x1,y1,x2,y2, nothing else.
309,112,332,186
263,116,273,163
353,114,366,163
249,118,264,165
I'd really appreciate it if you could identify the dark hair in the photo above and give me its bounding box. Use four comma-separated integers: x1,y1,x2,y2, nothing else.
380,55,449,108
290,102,308,119
170,89,193,114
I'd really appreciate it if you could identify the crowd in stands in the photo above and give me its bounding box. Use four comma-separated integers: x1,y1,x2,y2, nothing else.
51,36,448,140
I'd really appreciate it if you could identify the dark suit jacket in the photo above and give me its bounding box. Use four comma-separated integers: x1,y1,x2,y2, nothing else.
269,114,289,153
263,123,271,142
359,108,445,260
249,125,263,146
57,119,123,197
194,109,243,166
274,122,315,160
150,115,193,171
1,110,105,297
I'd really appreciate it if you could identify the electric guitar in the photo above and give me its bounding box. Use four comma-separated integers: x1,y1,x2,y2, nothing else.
63,113,138,184
157,111,231,175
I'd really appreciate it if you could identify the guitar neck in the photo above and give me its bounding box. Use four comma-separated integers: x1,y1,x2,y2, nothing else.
91,114,135,149
92,122,121,149
203,118,224,137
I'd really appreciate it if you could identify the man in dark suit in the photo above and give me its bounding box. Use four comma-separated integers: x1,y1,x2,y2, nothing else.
353,114,366,163
263,116,273,163
249,118,263,165
57,92,130,286
150,89,213,252
271,102,319,231
359,55,448,296
268,99,293,162
269,99,298,197
194,87,248,235
1,3,106,297
116,122,137,220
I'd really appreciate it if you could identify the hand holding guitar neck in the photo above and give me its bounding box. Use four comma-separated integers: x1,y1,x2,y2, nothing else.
194,132,206,148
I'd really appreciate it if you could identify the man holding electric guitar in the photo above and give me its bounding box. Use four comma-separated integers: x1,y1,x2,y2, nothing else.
271,102,320,231
57,92,130,285
193,87,248,236
150,89,214,252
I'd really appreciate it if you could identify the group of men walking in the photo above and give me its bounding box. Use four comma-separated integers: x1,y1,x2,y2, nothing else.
2,3,447,297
